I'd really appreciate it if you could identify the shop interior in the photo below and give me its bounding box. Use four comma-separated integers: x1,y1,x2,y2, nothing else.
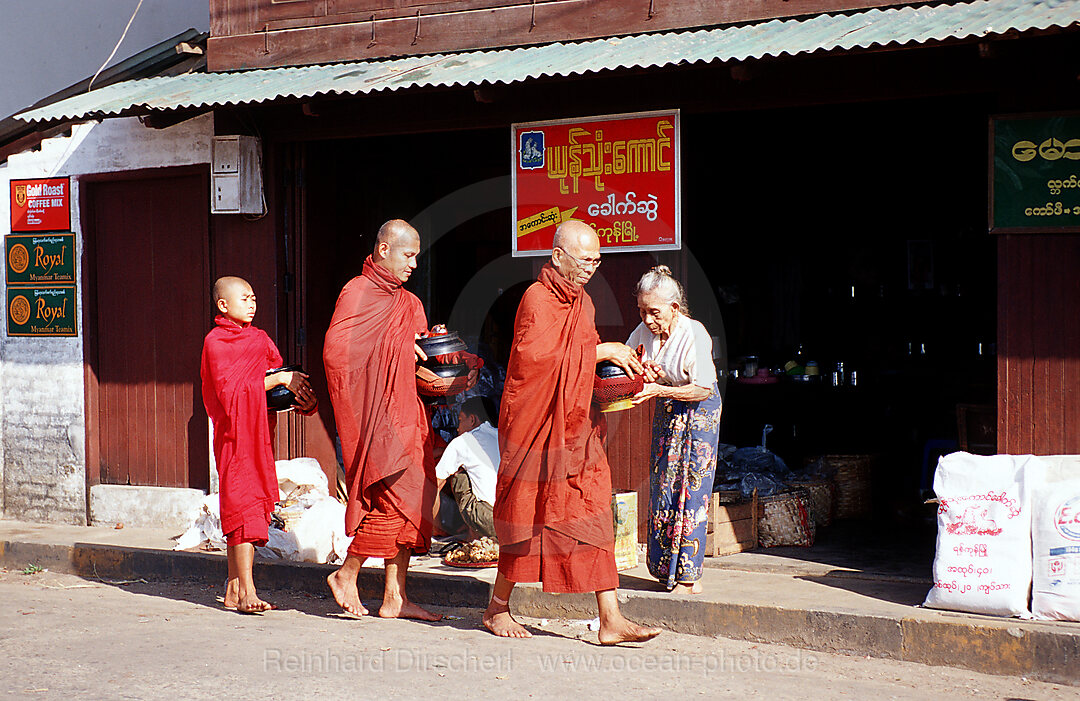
298,91,998,576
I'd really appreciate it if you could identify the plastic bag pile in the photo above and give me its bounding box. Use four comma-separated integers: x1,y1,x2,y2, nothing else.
175,457,351,565
713,426,795,498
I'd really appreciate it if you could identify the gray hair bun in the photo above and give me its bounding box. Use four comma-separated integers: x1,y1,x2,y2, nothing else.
635,265,688,315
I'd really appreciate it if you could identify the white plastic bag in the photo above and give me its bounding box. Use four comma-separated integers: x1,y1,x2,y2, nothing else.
174,494,225,551
1030,455,1080,621
923,452,1041,617
275,457,330,499
288,496,348,564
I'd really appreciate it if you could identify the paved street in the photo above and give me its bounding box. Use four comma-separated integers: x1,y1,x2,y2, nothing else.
0,568,1074,700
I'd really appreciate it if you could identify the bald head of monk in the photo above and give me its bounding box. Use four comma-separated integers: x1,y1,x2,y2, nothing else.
372,219,421,284
552,220,602,287
212,276,257,326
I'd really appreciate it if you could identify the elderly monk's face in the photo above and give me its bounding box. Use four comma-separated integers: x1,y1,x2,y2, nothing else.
553,226,602,287
379,232,420,284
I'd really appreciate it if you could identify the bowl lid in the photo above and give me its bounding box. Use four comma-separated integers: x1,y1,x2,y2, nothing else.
417,332,467,357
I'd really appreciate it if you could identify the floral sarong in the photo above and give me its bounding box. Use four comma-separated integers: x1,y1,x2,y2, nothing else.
647,383,722,588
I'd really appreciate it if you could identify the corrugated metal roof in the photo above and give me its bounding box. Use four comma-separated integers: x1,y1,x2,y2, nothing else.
16,0,1080,123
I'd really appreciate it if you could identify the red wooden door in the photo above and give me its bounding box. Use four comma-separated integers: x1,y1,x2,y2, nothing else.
84,170,210,489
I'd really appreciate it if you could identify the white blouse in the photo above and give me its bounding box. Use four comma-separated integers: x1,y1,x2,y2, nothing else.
627,314,717,388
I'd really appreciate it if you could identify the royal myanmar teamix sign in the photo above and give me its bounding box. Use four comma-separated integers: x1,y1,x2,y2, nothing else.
512,110,681,255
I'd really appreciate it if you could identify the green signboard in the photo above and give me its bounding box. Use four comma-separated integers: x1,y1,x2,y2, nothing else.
7,286,77,337
991,114,1080,232
5,233,75,284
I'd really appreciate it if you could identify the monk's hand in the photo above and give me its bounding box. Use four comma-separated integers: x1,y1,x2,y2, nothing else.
632,382,665,405
596,342,645,378
275,370,314,402
296,392,318,414
642,359,665,384
414,333,428,362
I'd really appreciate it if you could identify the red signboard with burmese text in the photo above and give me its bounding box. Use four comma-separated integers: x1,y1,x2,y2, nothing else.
512,110,681,255
10,177,71,233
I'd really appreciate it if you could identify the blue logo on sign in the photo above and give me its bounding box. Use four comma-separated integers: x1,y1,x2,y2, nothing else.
519,131,544,170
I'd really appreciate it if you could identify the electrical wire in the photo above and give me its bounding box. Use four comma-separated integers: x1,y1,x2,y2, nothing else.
88,0,145,92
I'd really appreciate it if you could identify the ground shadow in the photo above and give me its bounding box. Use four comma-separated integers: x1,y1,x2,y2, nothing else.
792,572,931,607
711,518,936,583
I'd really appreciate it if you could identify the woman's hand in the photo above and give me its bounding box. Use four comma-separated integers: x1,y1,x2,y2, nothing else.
641,359,665,384
631,382,666,405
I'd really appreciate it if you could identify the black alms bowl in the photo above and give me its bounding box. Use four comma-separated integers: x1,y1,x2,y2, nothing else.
596,361,631,380
417,332,467,366
266,364,303,411
431,363,469,379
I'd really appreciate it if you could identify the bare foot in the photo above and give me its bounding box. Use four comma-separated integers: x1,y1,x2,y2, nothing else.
671,581,703,595
236,591,276,614
598,617,662,646
222,579,238,610
327,570,368,617
379,597,442,621
482,602,532,638
222,578,275,610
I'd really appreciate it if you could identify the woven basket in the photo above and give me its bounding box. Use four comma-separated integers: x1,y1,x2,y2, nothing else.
786,478,834,528
757,489,815,547
819,454,874,519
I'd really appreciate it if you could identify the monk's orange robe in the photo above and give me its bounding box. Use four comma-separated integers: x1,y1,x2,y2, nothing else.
323,255,434,558
201,315,283,547
494,263,618,593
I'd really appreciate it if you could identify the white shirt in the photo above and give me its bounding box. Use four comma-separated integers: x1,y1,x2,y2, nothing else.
627,314,717,388
435,421,500,506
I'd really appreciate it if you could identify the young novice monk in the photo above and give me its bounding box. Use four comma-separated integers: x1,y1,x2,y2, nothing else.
201,276,317,613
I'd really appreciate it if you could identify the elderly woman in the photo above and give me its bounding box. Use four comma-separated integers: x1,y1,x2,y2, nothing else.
628,266,722,594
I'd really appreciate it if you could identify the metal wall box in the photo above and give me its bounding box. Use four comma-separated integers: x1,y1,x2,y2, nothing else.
211,135,262,214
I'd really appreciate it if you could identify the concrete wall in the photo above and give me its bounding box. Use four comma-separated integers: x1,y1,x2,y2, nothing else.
1,114,212,524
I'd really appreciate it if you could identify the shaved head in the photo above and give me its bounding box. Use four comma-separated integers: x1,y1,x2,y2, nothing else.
376,219,420,250
212,276,257,325
212,275,250,304
373,219,421,284
553,219,599,255
551,220,602,286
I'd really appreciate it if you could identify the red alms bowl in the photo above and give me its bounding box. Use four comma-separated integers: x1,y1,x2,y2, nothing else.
592,361,645,413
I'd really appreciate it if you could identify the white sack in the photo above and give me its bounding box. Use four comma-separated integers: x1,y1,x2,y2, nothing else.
288,497,349,564
923,452,1043,617
1030,456,1080,621
275,457,330,499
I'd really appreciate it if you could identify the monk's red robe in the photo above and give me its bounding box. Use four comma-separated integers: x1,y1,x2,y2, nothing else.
323,255,434,558
494,263,618,593
201,315,283,547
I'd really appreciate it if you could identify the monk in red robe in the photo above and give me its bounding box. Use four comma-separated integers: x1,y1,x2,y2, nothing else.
483,221,662,645
323,220,441,621
201,276,316,613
